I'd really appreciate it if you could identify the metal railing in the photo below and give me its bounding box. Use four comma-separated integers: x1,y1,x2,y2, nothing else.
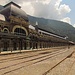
0,32,26,38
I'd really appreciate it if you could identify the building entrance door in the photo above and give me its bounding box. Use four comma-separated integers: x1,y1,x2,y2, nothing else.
13,42,17,50
20,40,22,50
3,42,8,51
24,42,26,49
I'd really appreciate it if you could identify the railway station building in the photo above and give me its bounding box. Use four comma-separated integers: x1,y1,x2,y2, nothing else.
0,2,74,52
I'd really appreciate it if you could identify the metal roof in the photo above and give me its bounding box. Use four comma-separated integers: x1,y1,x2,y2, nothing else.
0,2,28,22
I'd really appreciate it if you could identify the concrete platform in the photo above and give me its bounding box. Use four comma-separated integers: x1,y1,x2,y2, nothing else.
0,46,74,75
0,46,66,55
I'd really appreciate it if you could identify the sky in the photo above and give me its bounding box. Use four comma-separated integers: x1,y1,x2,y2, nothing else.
0,0,75,27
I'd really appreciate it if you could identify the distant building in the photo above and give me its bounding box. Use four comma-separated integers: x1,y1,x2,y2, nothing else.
0,2,74,52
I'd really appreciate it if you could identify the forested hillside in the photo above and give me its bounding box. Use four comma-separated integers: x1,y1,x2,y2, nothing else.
28,15,75,42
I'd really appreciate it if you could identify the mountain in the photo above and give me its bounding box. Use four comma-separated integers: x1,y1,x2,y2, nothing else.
28,15,75,42
0,5,4,10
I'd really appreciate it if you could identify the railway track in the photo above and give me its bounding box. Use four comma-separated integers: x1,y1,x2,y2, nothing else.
43,50,75,75
0,49,65,69
0,47,73,75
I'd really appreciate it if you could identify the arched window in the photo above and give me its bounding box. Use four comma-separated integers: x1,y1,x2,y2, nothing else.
14,28,26,36
3,28,9,33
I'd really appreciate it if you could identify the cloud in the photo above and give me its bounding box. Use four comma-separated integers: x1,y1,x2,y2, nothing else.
0,0,8,5
61,17,71,24
59,4,71,17
19,0,71,21
0,0,71,24
73,24,75,28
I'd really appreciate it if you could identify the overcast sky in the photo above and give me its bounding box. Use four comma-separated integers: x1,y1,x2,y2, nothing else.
0,0,75,27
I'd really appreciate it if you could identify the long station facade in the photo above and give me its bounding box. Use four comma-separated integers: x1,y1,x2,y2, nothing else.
0,2,74,52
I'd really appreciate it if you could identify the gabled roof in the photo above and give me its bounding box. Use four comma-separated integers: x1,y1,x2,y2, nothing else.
4,1,21,8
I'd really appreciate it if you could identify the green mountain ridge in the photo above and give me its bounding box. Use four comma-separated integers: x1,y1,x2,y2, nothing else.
0,5,4,10
28,15,75,42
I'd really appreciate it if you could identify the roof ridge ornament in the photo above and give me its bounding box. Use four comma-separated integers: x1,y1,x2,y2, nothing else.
35,21,38,26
